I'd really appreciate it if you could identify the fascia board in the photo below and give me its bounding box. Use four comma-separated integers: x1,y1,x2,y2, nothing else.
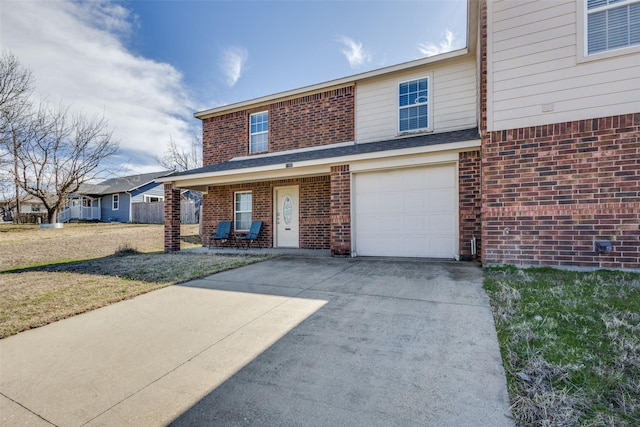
194,48,469,119
159,139,480,188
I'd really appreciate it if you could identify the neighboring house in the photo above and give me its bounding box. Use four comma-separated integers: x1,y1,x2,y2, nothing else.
1,195,47,222
59,171,171,223
159,0,639,270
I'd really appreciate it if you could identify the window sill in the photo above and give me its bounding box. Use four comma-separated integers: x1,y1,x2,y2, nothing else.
396,129,433,138
577,44,640,64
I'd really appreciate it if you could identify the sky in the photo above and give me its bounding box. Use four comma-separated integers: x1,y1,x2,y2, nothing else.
1,0,467,174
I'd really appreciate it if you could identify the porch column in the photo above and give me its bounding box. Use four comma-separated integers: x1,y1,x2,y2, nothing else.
164,183,181,252
330,165,351,256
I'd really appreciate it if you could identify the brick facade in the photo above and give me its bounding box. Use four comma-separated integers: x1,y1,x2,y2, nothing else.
202,86,354,166
164,183,181,252
201,176,331,250
459,150,482,258
481,114,640,269
330,165,351,256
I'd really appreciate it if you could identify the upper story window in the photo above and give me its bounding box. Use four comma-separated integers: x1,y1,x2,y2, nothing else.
586,0,640,54
398,77,429,133
112,194,119,210
249,111,268,153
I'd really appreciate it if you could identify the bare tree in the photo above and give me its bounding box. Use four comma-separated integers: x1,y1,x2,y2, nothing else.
0,51,34,115
0,51,35,222
155,133,202,172
16,102,119,223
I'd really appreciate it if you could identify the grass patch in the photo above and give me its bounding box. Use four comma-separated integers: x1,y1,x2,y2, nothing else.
484,267,640,426
0,223,270,339
0,223,202,271
0,251,269,339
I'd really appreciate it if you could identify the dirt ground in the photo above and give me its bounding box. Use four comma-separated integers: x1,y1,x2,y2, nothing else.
0,223,201,271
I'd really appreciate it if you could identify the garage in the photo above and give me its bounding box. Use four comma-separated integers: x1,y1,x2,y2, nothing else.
353,163,458,258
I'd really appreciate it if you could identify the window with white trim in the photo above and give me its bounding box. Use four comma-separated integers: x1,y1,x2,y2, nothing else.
586,0,640,54
249,111,268,153
234,191,252,231
144,195,164,203
398,77,429,133
112,194,119,210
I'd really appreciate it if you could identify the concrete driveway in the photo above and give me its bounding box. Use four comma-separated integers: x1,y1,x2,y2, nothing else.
0,257,513,426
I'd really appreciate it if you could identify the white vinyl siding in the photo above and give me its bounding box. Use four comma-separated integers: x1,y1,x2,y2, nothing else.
356,57,477,143
487,0,640,131
234,191,252,231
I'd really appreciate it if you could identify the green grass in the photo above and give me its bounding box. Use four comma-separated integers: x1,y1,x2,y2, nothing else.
484,267,640,427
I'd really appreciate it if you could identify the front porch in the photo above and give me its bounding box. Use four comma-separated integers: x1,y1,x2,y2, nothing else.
58,197,101,223
163,165,351,256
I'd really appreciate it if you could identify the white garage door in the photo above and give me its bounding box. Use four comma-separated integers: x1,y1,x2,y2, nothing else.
353,164,458,258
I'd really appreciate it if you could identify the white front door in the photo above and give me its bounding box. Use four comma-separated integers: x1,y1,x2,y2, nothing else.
275,186,299,248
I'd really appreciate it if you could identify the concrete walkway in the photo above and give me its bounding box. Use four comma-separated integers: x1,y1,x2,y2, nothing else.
0,257,513,426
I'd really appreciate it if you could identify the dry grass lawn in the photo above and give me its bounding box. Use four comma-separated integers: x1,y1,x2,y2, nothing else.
0,222,201,270
0,223,268,338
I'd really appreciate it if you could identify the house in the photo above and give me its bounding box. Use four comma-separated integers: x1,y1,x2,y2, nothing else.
0,195,47,222
159,0,639,270
59,171,171,223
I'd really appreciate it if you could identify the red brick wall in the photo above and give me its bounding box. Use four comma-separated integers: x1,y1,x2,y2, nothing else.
459,150,482,258
164,184,181,252
330,165,351,256
202,111,247,166
270,87,354,152
481,114,640,269
299,176,331,249
201,176,330,249
201,86,355,166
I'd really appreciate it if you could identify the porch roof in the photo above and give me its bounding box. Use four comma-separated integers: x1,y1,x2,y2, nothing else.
165,127,479,181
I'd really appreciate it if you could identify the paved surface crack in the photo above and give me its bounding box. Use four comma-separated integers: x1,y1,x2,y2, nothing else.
1,391,57,426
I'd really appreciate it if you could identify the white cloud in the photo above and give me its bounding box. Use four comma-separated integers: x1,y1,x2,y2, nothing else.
337,36,372,69
1,0,196,173
418,29,461,57
220,46,248,87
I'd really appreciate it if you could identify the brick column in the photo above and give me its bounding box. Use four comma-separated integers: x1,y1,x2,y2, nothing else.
164,183,181,252
459,151,482,259
479,0,489,265
330,165,351,256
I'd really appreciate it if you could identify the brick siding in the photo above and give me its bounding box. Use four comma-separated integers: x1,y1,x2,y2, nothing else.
459,150,482,258
163,183,181,252
330,165,351,256
202,176,331,249
481,114,640,269
202,86,355,166
202,111,247,166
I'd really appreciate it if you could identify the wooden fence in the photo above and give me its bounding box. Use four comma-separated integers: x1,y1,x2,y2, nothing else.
131,201,198,224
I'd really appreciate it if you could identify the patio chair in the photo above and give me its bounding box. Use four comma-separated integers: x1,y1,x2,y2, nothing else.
235,221,263,249
209,221,232,247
